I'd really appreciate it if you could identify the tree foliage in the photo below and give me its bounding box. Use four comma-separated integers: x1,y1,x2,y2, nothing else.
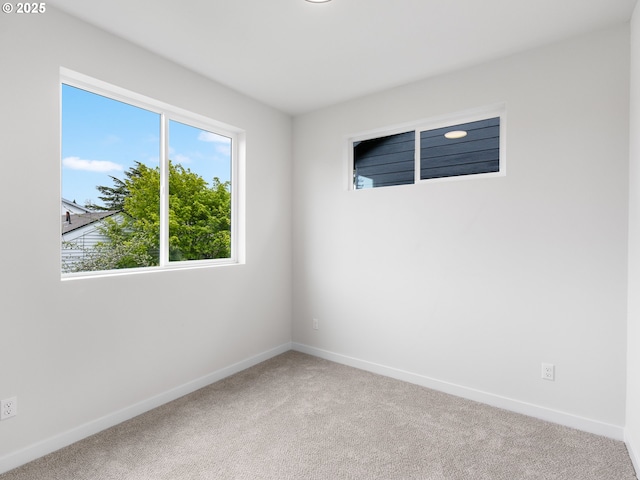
166,163,231,260
62,225,155,273
64,161,231,272
85,163,144,211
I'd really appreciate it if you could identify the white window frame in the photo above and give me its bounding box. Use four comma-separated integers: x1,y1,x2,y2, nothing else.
348,103,506,190
60,68,245,280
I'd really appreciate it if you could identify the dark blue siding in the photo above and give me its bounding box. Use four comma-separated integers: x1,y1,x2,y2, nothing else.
354,131,415,189
420,117,500,180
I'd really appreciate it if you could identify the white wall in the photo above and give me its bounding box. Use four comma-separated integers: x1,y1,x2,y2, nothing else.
0,7,292,468
626,2,640,472
293,25,630,437
0,4,635,474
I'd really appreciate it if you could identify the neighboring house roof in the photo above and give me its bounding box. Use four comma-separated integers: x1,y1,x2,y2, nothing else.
62,211,119,235
62,198,93,215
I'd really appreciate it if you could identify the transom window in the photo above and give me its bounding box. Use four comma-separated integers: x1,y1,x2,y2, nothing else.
60,69,243,278
350,105,505,189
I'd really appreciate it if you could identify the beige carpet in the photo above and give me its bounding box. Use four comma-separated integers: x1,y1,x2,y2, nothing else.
1,351,637,479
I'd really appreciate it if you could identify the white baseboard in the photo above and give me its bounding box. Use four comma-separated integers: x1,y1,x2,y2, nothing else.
625,430,640,477
2,342,628,476
0,342,292,475
292,342,625,441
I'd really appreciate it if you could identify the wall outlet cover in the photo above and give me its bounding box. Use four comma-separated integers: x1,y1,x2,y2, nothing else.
1,397,17,420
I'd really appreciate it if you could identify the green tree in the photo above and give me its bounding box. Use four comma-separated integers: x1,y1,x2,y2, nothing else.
167,163,231,260
123,162,161,257
123,161,231,261
85,162,144,211
65,161,231,273
62,222,156,273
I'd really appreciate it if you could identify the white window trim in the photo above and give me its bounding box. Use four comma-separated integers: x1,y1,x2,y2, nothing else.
60,68,245,280
347,103,507,190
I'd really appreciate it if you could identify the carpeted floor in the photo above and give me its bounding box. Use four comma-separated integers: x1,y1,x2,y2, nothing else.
1,351,637,479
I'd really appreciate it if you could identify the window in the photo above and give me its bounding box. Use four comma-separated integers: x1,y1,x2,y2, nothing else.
61,69,243,277
351,105,505,189
353,131,415,189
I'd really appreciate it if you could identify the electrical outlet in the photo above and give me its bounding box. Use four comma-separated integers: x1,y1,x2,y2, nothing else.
312,318,319,330
541,363,555,381
1,397,17,420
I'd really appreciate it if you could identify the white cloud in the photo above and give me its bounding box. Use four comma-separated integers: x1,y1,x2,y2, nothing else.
62,157,124,173
198,131,230,145
198,131,232,157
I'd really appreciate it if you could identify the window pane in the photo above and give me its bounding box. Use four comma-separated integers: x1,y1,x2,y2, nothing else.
168,120,232,261
353,131,415,189
61,84,161,273
420,117,500,180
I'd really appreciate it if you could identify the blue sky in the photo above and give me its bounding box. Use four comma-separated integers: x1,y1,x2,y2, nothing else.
61,84,231,207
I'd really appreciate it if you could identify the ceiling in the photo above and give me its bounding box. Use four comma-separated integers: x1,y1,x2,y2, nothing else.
48,0,637,115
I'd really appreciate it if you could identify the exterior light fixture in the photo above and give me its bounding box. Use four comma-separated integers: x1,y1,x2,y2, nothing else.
305,0,332,3
444,130,467,139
